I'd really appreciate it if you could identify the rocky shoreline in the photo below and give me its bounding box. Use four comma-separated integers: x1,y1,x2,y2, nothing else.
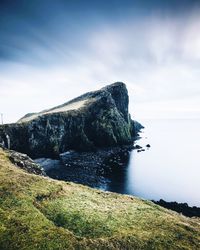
1,144,199,218
1,147,199,250
0,82,199,219
35,144,135,189
35,145,200,218
153,199,200,218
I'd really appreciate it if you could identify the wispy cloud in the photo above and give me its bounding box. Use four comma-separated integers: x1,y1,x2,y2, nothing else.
1,1,200,122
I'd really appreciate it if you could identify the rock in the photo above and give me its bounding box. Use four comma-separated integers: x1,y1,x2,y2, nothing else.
131,120,144,137
0,82,142,158
137,149,145,152
146,144,151,148
42,146,131,188
8,150,45,175
153,199,200,218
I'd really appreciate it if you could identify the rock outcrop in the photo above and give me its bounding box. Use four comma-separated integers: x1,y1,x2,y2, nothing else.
0,82,143,158
0,145,45,175
8,150,45,175
153,199,200,218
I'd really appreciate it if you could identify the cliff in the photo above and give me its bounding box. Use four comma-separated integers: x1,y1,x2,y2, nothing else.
0,82,143,158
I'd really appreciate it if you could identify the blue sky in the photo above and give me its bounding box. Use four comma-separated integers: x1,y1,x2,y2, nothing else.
1,0,200,123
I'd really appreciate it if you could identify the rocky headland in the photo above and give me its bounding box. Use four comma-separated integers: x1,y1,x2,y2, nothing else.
0,81,200,249
0,82,143,158
1,81,199,221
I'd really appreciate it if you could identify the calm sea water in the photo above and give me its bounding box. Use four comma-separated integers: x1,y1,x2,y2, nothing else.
119,119,200,207
43,119,200,207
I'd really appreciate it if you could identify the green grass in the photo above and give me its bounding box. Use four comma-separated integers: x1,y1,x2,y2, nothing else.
0,148,199,249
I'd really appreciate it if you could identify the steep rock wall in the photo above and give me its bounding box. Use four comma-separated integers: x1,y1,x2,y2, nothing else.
0,82,143,158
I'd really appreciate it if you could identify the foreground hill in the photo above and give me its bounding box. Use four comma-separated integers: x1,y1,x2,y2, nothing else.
0,82,143,158
0,148,199,250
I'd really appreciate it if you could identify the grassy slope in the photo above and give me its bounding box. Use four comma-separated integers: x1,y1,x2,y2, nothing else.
0,149,199,250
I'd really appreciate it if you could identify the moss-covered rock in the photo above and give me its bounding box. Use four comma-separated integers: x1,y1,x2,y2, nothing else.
0,82,143,158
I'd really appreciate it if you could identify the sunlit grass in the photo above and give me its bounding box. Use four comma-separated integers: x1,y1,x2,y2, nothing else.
0,148,199,249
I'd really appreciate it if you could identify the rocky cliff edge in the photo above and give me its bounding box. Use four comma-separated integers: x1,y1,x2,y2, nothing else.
0,82,143,158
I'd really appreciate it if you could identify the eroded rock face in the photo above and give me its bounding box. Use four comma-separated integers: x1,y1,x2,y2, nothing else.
0,82,143,158
5,148,45,175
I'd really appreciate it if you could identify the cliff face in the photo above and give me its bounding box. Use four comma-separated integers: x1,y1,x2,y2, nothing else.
0,82,143,158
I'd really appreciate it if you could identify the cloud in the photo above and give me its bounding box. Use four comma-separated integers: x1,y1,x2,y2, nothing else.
1,4,200,123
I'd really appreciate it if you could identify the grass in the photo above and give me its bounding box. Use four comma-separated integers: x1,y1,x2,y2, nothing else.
0,148,199,249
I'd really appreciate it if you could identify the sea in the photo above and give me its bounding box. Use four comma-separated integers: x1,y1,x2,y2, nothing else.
41,119,200,207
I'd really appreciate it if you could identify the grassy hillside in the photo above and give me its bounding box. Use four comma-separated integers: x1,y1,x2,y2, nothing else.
0,148,199,250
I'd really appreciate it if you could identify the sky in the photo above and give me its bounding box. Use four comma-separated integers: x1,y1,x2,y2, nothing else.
1,0,200,123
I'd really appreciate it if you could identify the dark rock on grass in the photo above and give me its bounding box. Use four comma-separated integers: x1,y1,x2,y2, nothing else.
7,149,45,176
0,82,142,158
153,199,200,218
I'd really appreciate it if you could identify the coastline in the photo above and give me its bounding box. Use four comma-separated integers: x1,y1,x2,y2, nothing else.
34,146,200,218
153,199,200,218
0,147,199,249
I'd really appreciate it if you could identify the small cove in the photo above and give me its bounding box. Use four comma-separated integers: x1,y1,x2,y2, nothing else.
37,119,200,207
